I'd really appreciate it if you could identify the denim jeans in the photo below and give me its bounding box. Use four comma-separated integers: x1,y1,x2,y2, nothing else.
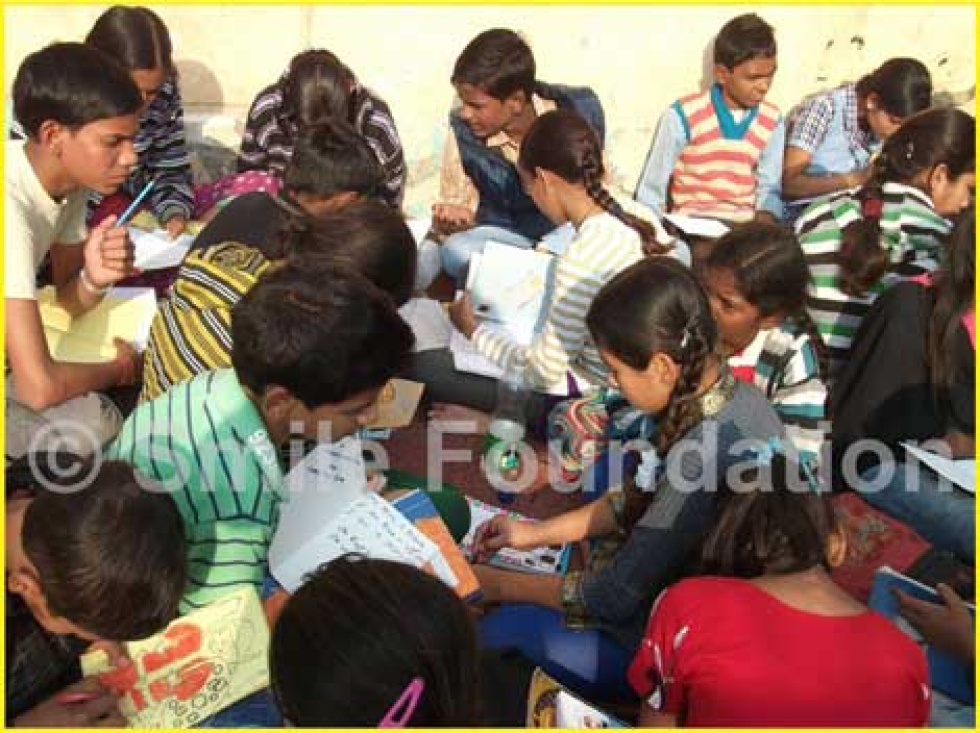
479,603,635,702
438,225,535,282
860,461,975,564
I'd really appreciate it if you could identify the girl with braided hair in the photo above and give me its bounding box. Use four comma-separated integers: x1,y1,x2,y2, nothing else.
469,258,783,701
797,106,974,380
449,109,685,401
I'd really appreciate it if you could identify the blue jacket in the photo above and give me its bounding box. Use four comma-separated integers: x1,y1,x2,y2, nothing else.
449,82,605,240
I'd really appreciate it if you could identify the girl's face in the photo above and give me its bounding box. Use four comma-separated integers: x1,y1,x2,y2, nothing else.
519,166,566,225
928,164,976,217
599,348,678,414
702,267,782,353
131,65,167,113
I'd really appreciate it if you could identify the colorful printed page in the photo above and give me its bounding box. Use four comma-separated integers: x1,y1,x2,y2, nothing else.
460,497,571,576
38,286,157,363
526,668,627,728
79,587,270,728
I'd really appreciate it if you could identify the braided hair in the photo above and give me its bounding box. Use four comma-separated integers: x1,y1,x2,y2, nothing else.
706,221,828,378
520,109,672,256
587,258,717,526
838,107,975,297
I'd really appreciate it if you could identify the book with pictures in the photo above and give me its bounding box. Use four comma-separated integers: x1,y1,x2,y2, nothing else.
79,586,269,728
868,565,975,704
459,497,571,576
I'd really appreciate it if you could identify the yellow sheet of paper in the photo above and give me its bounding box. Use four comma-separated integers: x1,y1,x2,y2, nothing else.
369,378,425,429
80,586,270,728
38,286,157,363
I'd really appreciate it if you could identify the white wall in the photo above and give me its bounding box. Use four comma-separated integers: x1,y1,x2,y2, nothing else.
6,5,975,216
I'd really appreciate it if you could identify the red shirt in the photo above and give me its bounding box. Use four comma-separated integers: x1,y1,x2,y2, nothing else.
628,577,931,727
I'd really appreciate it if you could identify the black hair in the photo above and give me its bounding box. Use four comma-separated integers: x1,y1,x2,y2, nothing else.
700,452,837,577
85,5,174,72
713,13,777,70
451,28,535,101
588,257,717,459
855,57,932,121
22,460,186,641
264,199,417,306
839,107,975,296
706,221,827,377
520,110,671,256
231,262,414,408
282,120,383,201
928,208,975,396
13,42,142,137
282,49,356,128
270,555,481,726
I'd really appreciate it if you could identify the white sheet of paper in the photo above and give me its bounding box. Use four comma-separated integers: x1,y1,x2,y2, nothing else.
399,297,452,352
901,442,975,493
406,217,433,245
556,690,616,728
130,227,194,270
466,241,554,327
664,213,731,239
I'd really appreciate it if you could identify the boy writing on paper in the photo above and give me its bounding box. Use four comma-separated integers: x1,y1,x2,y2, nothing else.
6,460,186,727
635,14,785,226
428,28,606,282
5,43,144,456
107,263,414,612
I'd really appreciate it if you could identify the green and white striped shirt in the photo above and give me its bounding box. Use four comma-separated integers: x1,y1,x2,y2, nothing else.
797,182,949,380
107,368,285,612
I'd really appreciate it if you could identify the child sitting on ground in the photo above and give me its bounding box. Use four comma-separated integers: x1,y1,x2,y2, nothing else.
7,460,186,726
635,13,785,224
798,106,974,379
108,263,414,612
470,258,783,701
6,42,143,454
701,221,827,464
84,6,194,237
140,197,416,403
628,450,930,727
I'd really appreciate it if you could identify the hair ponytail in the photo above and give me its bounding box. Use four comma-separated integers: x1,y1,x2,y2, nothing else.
521,109,672,256
837,107,975,297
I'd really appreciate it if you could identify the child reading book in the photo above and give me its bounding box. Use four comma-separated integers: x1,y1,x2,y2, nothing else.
470,258,783,700
108,262,414,611
7,460,186,725
628,449,930,727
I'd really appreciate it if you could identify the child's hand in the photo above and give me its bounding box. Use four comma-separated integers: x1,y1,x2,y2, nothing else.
472,516,538,561
13,677,125,728
432,203,474,235
83,216,136,289
164,215,188,239
448,294,478,338
112,338,143,387
896,583,975,664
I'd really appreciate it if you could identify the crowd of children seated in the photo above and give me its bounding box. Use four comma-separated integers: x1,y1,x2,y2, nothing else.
5,6,975,728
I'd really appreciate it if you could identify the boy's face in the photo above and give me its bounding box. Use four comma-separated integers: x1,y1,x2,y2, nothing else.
454,82,523,139
53,114,139,195
283,385,383,443
715,56,777,110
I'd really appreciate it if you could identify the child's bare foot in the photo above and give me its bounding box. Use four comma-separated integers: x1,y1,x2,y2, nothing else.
427,403,491,434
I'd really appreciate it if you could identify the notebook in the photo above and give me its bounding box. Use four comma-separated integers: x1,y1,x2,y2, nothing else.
79,586,269,728
459,497,571,576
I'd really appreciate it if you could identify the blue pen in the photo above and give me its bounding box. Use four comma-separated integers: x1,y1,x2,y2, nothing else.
116,178,157,226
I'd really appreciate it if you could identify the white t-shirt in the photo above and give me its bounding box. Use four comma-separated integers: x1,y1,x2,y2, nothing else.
5,140,88,300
